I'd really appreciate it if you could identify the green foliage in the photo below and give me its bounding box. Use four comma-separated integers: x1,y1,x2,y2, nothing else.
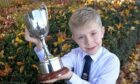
0,0,139,83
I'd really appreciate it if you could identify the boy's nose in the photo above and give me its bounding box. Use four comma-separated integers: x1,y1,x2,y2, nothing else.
85,36,93,45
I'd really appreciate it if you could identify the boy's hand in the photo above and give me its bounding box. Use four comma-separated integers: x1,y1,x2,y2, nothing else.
24,28,43,50
38,67,73,83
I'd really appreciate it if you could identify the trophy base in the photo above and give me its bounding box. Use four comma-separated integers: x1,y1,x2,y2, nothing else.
39,57,63,74
38,67,69,82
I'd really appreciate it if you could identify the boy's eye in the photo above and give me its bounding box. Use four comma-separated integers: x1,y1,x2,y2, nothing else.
91,32,96,36
78,36,84,39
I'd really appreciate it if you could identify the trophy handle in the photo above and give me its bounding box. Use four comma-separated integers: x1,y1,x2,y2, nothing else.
40,3,48,11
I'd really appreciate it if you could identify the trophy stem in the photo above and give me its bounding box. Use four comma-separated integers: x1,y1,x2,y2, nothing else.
40,36,51,59
40,36,53,72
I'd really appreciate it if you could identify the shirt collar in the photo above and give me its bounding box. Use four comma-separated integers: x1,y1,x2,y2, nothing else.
82,47,103,63
90,47,102,62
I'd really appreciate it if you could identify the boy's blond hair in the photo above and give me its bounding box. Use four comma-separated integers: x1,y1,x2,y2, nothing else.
68,7,102,31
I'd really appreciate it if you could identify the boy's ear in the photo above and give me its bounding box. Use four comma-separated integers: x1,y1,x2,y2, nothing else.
101,26,105,38
71,34,74,40
71,34,75,41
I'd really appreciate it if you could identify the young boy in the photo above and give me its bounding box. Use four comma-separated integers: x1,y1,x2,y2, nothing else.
25,7,120,84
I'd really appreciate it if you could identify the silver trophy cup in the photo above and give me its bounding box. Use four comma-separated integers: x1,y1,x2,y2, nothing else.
25,4,63,74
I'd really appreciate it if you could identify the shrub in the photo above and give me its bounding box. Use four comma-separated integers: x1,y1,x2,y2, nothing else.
0,0,139,83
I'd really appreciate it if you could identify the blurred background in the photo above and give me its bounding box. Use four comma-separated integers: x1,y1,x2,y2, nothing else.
0,0,140,84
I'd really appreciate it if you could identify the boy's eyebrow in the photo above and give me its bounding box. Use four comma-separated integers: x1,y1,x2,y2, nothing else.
72,33,85,37
74,34,84,36
74,30,97,36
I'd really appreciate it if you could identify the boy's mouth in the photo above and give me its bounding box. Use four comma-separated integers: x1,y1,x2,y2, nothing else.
86,46,96,51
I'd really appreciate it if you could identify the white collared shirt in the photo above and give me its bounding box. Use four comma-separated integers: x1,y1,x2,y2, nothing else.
35,47,120,84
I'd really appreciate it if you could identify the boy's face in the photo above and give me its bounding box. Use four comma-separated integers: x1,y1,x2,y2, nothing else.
72,22,104,55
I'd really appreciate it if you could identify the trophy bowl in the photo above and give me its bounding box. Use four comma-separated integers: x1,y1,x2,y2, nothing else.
25,5,49,39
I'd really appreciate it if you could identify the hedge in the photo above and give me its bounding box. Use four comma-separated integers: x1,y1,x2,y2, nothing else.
0,0,139,83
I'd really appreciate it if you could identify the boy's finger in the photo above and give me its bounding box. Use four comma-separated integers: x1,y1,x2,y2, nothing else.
40,78,58,83
24,28,37,42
